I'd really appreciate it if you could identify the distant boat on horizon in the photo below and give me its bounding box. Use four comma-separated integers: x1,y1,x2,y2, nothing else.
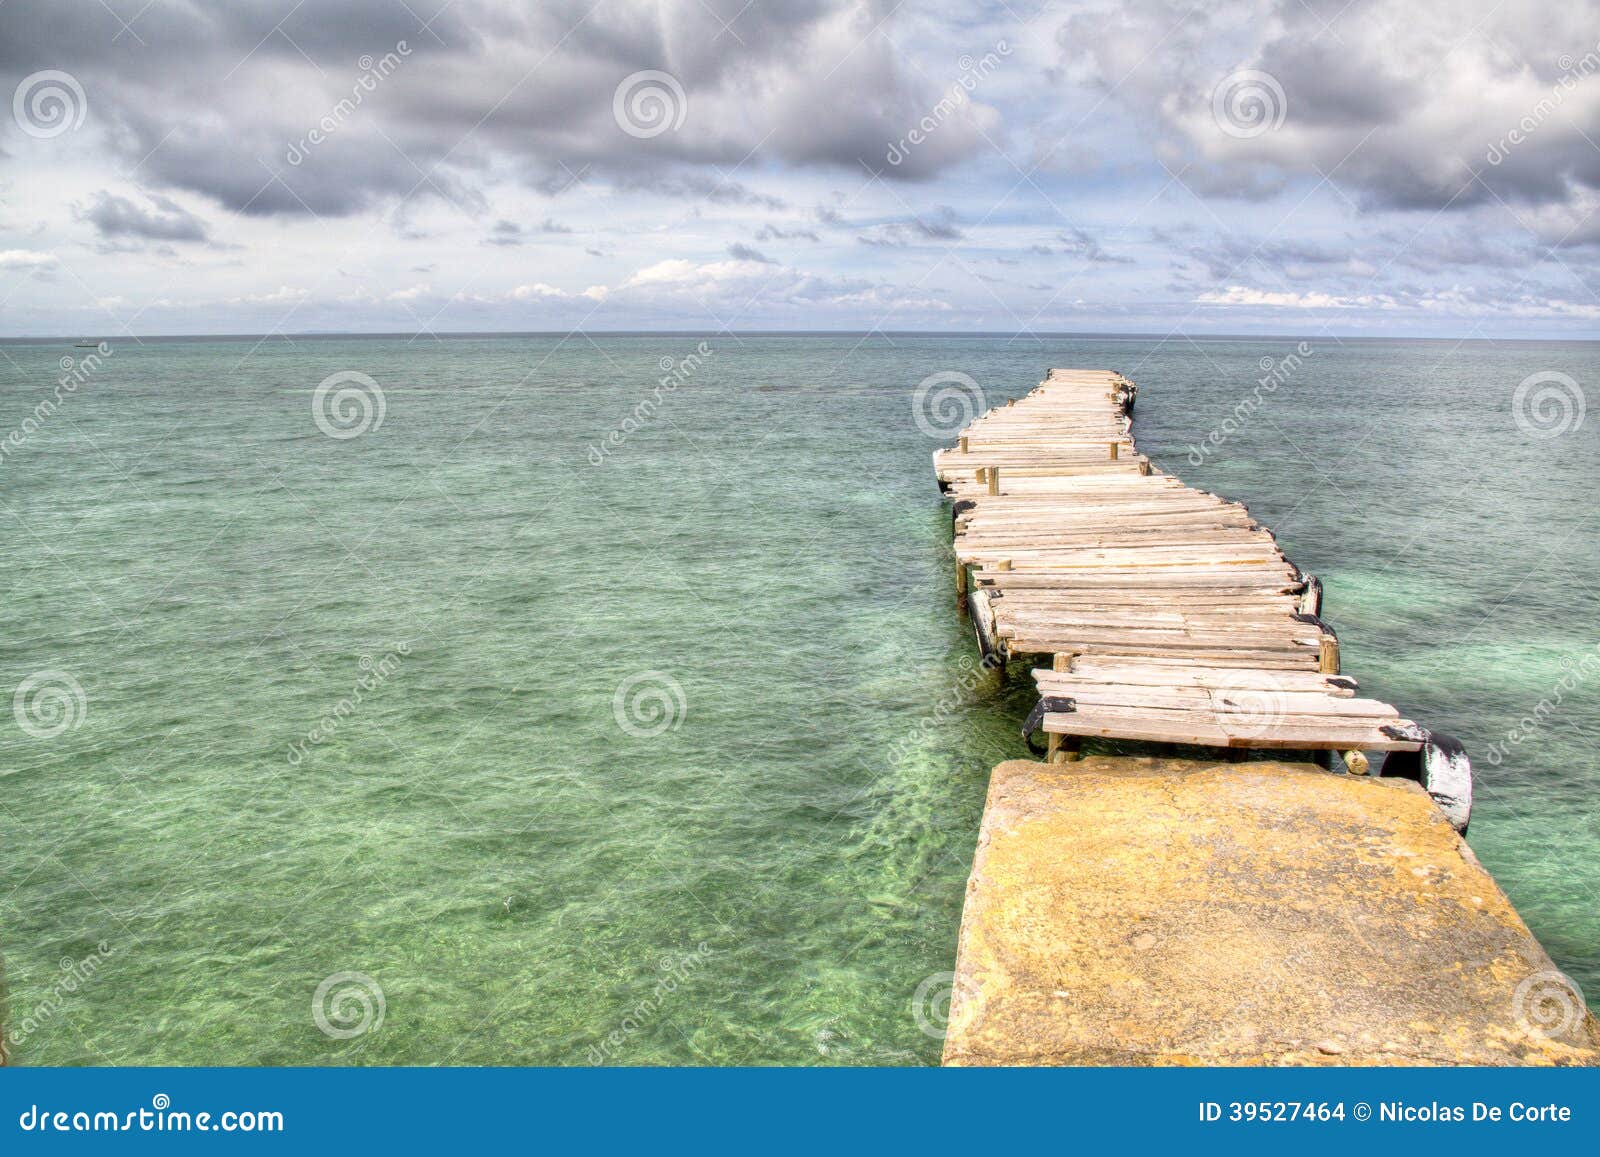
73,339,99,348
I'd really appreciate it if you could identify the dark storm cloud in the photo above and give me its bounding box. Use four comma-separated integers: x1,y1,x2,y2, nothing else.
482,217,574,245
726,242,776,263
755,223,821,242
1057,228,1132,264
0,0,987,221
1060,0,1600,214
74,190,210,243
610,172,786,209
860,206,965,246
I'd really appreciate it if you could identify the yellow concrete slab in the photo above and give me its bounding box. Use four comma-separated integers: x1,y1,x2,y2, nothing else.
943,757,1600,1067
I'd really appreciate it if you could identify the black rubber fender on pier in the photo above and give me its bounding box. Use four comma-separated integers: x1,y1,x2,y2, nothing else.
1380,725,1473,835
1022,696,1077,757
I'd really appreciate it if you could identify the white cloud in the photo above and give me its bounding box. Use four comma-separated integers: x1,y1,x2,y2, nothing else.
0,249,58,270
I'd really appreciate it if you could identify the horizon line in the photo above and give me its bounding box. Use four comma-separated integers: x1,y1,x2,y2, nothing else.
3,328,1596,344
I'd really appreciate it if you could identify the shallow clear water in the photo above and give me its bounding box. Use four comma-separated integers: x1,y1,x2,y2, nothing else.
1,333,1595,1064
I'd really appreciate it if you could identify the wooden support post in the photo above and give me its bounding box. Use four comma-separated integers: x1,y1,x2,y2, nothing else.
1138,459,1152,476
956,558,968,600
1058,736,1082,763
1046,732,1061,762
1109,442,1119,460
987,467,1000,496
997,558,1013,572
1052,652,1075,672
1319,634,1340,674
1343,750,1370,776
959,435,969,453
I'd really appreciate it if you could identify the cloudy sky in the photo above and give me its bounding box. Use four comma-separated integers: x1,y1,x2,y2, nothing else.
2,0,1599,337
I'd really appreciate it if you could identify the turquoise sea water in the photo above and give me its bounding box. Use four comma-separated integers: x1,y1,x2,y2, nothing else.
1,333,1596,1065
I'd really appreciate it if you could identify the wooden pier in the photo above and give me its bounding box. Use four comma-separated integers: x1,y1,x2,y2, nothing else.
934,370,1599,1067
936,369,1468,829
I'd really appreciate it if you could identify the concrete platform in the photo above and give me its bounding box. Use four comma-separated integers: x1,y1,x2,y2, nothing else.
942,757,1600,1066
